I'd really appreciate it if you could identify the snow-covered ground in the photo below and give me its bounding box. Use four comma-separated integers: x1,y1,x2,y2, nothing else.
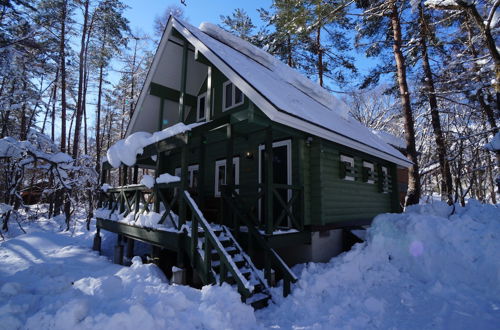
1,200,499,329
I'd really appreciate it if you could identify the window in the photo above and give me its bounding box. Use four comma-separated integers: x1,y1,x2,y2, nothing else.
362,161,375,184
379,166,389,193
214,157,240,197
222,81,244,111
340,155,355,181
174,165,199,189
197,93,207,122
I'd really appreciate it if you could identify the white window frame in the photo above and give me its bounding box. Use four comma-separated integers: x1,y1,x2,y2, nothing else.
381,166,389,193
196,92,207,122
363,161,374,184
188,164,199,188
222,81,244,111
175,165,199,188
214,157,240,197
341,155,355,181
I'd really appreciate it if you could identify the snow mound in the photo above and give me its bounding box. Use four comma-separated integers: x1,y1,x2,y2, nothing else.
199,22,350,119
0,231,256,330
106,122,202,168
259,200,500,329
156,173,180,184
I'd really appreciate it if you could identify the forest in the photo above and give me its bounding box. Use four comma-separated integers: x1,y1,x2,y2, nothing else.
0,0,499,233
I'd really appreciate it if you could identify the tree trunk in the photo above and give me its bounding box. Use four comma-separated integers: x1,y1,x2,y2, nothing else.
72,0,89,159
60,0,68,153
390,1,420,206
316,25,323,87
418,4,453,204
95,61,104,172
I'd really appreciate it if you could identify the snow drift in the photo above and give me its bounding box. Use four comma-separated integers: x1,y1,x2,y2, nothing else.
1,201,499,329
259,200,500,329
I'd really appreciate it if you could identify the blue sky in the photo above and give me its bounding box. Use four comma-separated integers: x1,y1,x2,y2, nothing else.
123,0,271,36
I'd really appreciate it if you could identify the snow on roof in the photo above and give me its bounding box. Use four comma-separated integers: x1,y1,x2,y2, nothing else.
106,122,202,168
371,130,406,150
199,22,350,120
172,18,411,167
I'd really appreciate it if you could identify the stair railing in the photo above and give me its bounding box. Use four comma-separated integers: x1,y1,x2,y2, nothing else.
183,191,253,299
221,186,298,297
100,183,181,230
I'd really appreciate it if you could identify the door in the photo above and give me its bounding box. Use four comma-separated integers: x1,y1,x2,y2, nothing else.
258,140,292,228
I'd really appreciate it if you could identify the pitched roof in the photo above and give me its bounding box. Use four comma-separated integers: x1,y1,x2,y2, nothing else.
129,16,411,167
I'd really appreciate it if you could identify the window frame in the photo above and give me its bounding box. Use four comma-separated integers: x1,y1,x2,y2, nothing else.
340,155,355,181
362,161,375,184
222,81,244,111
214,157,240,197
174,165,199,189
196,92,207,122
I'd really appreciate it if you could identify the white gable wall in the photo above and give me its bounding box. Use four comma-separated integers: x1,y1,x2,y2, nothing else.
127,20,208,135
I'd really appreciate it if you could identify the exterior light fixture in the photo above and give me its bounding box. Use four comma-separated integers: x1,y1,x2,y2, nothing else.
245,151,253,159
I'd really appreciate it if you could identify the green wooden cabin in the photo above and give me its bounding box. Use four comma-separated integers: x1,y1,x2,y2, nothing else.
95,17,411,307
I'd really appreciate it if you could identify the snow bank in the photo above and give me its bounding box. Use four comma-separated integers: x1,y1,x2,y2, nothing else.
259,200,500,329
106,123,202,168
0,231,256,330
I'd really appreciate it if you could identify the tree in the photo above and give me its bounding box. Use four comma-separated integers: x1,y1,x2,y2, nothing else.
220,8,256,41
154,4,185,37
356,1,421,206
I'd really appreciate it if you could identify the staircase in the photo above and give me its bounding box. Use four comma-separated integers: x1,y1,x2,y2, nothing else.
196,224,271,308
183,191,272,309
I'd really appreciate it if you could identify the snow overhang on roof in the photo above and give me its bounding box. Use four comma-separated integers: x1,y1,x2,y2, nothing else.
129,16,412,168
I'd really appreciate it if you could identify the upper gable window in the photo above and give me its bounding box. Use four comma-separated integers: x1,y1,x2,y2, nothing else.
223,81,244,111
197,92,207,122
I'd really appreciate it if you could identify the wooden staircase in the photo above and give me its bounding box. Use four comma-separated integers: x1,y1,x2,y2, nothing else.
183,192,273,309
196,225,271,308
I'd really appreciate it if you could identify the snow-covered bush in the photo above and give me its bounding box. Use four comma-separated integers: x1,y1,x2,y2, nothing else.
0,130,98,232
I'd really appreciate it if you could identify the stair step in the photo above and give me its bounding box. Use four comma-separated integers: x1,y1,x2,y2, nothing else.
212,259,246,270
247,293,271,310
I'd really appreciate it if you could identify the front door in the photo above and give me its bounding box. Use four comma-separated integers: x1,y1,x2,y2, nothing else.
259,140,292,228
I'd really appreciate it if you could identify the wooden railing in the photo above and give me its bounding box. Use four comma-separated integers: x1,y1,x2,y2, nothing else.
223,183,304,233
183,191,253,299
221,186,298,297
101,182,181,229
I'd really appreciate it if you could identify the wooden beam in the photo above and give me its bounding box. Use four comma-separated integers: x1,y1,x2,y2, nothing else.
179,40,188,122
225,125,234,228
149,82,197,107
206,66,212,120
158,97,164,131
179,139,188,226
195,49,211,66
265,127,273,235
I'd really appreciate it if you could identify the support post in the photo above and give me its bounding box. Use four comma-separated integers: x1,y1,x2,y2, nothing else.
113,234,124,265
179,140,188,226
126,237,135,259
265,127,274,235
206,66,212,119
225,124,234,229
197,136,206,209
158,97,165,131
179,40,188,123
92,227,101,253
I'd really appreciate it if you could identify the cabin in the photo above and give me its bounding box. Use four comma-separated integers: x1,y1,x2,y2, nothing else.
94,17,411,308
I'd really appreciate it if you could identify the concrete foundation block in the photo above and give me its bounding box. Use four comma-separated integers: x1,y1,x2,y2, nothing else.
171,266,187,285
